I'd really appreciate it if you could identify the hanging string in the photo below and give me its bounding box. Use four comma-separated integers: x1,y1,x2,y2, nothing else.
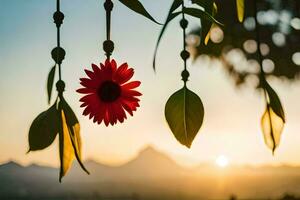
52,0,66,94
180,1,190,86
103,0,114,60
56,0,61,80
254,0,276,150
253,0,265,81
253,0,271,102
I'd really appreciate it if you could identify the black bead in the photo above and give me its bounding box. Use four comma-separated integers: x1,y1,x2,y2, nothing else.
53,11,64,27
103,40,114,55
56,80,65,94
180,50,190,60
181,70,190,82
104,0,114,11
180,18,188,29
51,47,66,64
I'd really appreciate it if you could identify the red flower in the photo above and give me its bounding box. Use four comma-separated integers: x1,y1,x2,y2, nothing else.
77,59,141,126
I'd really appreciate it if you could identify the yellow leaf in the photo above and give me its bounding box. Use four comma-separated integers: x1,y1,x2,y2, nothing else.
261,105,284,154
204,29,211,45
213,3,218,14
70,123,82,158
59,110,75,182
60,97,89,175
203,3,218,45
236,0,244,22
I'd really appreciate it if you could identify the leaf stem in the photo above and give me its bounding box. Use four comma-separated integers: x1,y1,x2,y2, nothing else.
182,86,188,146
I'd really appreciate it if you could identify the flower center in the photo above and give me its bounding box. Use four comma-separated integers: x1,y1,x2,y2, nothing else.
97,81,121,102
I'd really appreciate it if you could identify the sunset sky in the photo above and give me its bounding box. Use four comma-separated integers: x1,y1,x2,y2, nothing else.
1,0,300,168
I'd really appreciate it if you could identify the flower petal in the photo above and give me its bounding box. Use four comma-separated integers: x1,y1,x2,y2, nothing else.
110,59,117,73
80,78,98,89
103,107,110,127
92,63,101,74
120,100,140,116
94,103,106,124
80,102,88,108
112,102,126,123
85,69,96,79
114,63,134,84
108,104,117,125
79,94,98,103
100,63,105,70
122,95,140,102
122,81,141,89
76,88,95,94
83,106,92,116
122,89,142,97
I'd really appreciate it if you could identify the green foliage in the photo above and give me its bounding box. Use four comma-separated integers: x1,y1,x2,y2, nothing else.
187,0,221,44
182,7,222,26
191,0,213,7
47,65,56,104
165,86,204,148
28,102,60,152
153,0,222,70
29,0,91,182
153,0,183,70
118,0,160,24
188,0,288,154
28,95,89,182
193,0,215,45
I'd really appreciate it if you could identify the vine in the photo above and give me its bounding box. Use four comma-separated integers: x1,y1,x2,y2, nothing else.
165,1,204,148
28,0,89,182
253,0,285,154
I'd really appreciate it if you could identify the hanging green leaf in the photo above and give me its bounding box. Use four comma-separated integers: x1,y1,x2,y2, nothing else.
261,104,284,154
119,0,161,25
165,86,204,148
28,101,59,152
263,82,285,122
47,65,56,104
236,0,244,22
60,97,89,175
182,7,223,26
153,0,183,70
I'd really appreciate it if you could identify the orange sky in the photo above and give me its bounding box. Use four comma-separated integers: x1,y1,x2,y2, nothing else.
1,0,300,168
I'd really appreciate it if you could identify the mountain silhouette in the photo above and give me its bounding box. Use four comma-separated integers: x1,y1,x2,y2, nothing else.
1,146,300,199
113,146,187,179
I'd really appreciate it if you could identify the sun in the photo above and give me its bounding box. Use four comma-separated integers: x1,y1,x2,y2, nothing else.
215,155,229,168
